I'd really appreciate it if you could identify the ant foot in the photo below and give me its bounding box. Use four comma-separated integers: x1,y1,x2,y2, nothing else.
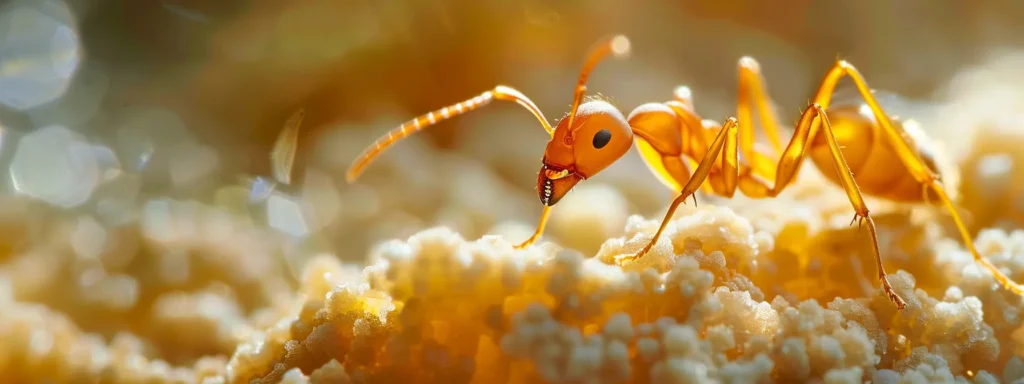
849,213,867,230
975,258,1024,295
880,276,906,310
998,278,1024,296
513,237,537,250
616,244,652,264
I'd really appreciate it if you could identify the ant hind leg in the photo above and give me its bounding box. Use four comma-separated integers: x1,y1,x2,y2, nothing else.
811,59,1024,298
930,182,1024,295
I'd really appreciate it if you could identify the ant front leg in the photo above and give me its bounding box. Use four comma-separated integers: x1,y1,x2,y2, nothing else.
619,118,739,263
810,60,1024,296
513,206,551,249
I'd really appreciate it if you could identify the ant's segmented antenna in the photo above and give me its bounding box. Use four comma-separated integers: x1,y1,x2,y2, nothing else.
345,85,552,182
565,35,631,136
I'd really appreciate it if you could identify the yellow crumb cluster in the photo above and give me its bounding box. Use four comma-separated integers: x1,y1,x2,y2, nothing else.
221,196,1023,383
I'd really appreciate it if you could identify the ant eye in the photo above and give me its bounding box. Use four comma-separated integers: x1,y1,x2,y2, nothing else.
592,129,612,149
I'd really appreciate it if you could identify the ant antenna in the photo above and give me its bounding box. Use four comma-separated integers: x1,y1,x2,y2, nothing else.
346,86,551,182
565,35,631,137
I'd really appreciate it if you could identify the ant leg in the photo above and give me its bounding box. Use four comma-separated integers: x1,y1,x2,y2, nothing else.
736,57,785,156
807,60,938,181
931,182,1024,294
766,104,906,308
811,60,1024,296
346,86,553,182
703,103,906,308
619,118,739,262
513,206,552,249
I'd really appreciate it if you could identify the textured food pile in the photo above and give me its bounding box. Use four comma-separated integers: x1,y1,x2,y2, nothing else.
3,132,1024,383
240,164,1024,384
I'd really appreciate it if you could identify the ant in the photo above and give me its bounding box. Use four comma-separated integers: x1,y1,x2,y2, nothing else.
344,35,1024,310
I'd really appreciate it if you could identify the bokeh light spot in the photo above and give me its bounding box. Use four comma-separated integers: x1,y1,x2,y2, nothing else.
267,193,310,239
9,125,100,208
0,1,81,110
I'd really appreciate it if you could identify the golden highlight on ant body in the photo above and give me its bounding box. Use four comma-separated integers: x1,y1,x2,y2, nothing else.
344,35,1024,310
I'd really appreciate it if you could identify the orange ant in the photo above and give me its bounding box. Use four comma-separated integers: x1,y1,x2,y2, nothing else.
344,35,1024,310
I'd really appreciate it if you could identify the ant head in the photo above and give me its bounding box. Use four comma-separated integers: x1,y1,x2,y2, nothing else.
537,99,632,206
533,34,631,206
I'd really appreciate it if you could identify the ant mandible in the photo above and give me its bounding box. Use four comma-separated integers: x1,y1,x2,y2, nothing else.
345,35,1024,310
